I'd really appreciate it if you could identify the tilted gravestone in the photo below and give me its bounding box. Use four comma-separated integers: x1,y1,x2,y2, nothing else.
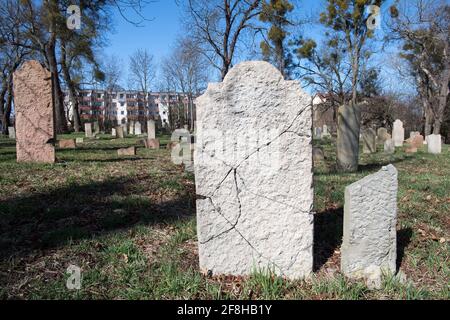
362,128,377,154
195,61,313,279
341,164,398,289
426,134,442,154
13,60,55,163
392,120,404,147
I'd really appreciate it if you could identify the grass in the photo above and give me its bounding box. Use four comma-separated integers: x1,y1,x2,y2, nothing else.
0,133,448,300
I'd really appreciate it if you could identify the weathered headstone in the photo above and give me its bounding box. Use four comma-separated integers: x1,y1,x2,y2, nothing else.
376,127,389,144
341,164,398,289
93,121,100,135
195,61,313,279
8,127,15,139
409,131,420,139
122,124,128,135
392,120,404,147
336,104,361,172
144,138,160,149
85,123,93,138
116,126,124,139
59,139,76,149
410,134,424,149
426,134,442,154
117,146,136,156
362,128,377,154
384,139,395,154
313,146,325,163
135,122,142,135
76,137,84,144
13,60,55,163
129,121,135,135
314,127,322,139
147,120,156,140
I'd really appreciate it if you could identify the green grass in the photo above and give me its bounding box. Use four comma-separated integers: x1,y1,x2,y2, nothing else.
0,133,448,300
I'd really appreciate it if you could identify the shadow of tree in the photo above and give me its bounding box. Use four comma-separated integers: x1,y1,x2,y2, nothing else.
0,176,195,262
313,207,343,272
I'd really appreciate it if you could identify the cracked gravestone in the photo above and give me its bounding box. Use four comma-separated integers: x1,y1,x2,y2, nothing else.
13,60,55,163
341,164,398,289
194,61,313,279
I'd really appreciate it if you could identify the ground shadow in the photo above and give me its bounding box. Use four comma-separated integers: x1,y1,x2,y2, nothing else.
0,175,195,262
396,227,413,271
313,207,343,272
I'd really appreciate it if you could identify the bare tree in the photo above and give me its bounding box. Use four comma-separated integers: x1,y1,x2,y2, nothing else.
388,0,450,135
162,37,210,130
181,0,262,80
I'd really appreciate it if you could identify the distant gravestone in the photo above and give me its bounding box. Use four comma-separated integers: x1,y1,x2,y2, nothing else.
322,124,331,138
410,131,420,139
195,61,313,279
111,128,117,137
135,122,142,135
13,60,55,163
85,123,93,138
384,139,395,154
315,127,322,139
116,126,124,139
313,146,325,163
147,120,156,140
117,146,136,156
8,127,15,139
122,124,128,135
426,134,442,154
376,127,389,144
59,139,76,149
362,128,377,154
76,137,84,144
341,164,398,289
129,121,135,135
410,134,424,149
93,121,100,135
392,120,404,147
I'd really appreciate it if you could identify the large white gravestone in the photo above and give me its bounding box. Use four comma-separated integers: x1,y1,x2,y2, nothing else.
341,164,398,289
134,122,142,135
194,61,313,279
392,120,404,147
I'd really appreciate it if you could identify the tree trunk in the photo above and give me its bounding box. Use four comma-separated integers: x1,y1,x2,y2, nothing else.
4,76,13,132
433,67,450,135
336,103,361,172
0,84,7,135
60,41,81,132
46,34,68,134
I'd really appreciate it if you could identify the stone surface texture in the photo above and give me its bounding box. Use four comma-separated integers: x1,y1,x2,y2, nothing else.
116,126,124,138
341,164,398,288
85,123,93,138
8,127,15,139
377,128,389,143
194,61,313,279
392,120,404,147
410,134,424,149
13,60,55,163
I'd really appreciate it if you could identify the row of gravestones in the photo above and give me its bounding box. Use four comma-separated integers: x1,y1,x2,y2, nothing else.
8,60,418,288
362,120,442,155
314,125,331,139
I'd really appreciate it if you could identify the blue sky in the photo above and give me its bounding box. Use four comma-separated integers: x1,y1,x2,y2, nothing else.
101,0,410,94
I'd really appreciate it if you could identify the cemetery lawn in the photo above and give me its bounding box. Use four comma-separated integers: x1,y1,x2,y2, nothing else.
0,134,448,300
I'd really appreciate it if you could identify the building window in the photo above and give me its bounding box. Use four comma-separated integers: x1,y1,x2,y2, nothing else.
121,111,124,115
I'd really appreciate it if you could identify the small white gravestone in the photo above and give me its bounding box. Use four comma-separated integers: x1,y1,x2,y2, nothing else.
135,122,142,135
147,120,156,140
8,127,15,139
392,120,404,147
195,61,313,279
426,134,442,154
111,128,117,137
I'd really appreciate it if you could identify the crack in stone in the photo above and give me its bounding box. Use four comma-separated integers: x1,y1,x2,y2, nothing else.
196,103,312,276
